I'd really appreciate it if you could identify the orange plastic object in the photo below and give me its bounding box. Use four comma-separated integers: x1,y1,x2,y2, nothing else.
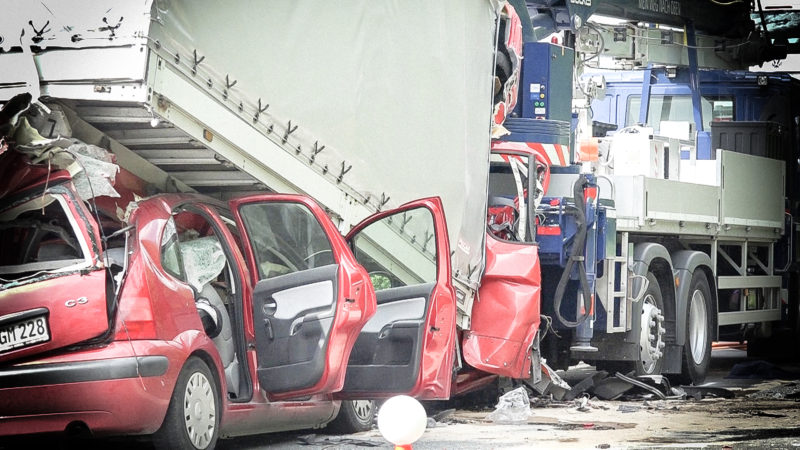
579,138,599,162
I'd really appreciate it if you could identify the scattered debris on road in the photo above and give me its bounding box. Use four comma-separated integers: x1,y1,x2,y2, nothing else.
295,433,382,447
412,359,800,449
747,381,800,399
485,386,533,424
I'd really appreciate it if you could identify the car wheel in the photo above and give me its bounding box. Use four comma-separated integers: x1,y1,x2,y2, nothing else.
154,356,220,450
325,400,375,434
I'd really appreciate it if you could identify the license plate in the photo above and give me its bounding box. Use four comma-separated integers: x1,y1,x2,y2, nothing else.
0,315,50,353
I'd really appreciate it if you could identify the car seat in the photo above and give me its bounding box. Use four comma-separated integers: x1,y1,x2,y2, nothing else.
180,236,240,396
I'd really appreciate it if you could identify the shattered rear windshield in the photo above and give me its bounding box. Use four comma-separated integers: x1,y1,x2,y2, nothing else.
0,190,90,285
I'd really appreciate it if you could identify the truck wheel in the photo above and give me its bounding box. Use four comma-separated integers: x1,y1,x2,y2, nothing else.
680,271,713,384
635,272,666,376
154,356,220,450
325,400,375,434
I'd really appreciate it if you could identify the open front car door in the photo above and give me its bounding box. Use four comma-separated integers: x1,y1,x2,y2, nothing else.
231,195,375,400
338,197,456,400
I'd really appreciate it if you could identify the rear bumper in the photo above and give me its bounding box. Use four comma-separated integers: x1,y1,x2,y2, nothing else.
0,355,167,388
0,344,179,437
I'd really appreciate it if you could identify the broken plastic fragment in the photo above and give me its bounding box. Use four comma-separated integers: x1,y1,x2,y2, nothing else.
530,361,571,400
486,386,533,424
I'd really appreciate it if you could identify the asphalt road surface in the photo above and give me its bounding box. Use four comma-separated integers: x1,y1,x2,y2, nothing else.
4,346,800,449
218,347,800,449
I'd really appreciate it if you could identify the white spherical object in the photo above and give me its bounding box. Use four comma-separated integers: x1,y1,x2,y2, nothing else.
377,395,427,446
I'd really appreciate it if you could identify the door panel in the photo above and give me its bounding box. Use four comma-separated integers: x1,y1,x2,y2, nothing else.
272,280,334,321
252,265,338,393
339,197,456,400
230,194,375,399
343,283,433,393
361,291,428,334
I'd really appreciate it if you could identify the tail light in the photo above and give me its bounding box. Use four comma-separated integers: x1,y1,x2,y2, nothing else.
113,295,157,340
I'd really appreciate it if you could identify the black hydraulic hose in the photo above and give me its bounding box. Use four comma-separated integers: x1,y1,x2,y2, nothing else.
552,175,593,328
755,0,772,47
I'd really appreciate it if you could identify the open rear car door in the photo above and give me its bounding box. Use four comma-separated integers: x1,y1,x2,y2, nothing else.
230,195,375,400
338,197,457,400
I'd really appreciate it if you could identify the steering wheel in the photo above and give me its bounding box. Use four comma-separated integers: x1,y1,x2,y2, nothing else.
303,249,333,265
264,246,299,272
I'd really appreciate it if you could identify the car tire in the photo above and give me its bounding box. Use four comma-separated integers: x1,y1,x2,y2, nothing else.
154,356,220,450
325,400,375,434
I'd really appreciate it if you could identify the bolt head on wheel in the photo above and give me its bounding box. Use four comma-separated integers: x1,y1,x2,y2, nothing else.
639,297,665,374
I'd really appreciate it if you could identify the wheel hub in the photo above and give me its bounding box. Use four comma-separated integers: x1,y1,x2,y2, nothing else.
639,297,666,374
351,400,374,422
183,372,216,449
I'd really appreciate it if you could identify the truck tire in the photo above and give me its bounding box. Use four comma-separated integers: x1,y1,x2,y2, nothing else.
634,272,666,376
154,356,220,450
679,271,713,384
594,272,668,377
325,400,375,434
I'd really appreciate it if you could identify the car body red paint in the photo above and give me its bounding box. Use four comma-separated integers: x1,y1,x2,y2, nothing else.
464,143,545,379
463,235,541,378
0,161,456,441
493,1,523,128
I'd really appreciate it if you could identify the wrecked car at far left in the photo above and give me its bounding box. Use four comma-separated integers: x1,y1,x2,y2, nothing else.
0,95,459,449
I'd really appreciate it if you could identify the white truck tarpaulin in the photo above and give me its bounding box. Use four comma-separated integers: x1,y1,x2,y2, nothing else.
150,0,496,288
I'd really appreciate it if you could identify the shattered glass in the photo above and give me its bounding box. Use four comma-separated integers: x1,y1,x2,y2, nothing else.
12,117,120,200
68,143,120,199
180,236,226,292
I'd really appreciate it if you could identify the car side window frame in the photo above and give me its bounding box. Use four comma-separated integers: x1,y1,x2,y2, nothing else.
348,205,439,291
160,216,185,281
237,201,337,281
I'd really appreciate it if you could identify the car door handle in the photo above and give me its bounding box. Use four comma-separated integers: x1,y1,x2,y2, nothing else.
345,297,356,303
262,298,277,316
264,318,274,340
290,321,303,336
378,324,392,339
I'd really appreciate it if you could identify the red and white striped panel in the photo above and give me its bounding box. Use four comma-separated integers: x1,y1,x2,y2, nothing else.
490,141,570,166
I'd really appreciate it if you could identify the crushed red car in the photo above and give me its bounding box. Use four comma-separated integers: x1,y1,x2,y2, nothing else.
0,98,457,449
